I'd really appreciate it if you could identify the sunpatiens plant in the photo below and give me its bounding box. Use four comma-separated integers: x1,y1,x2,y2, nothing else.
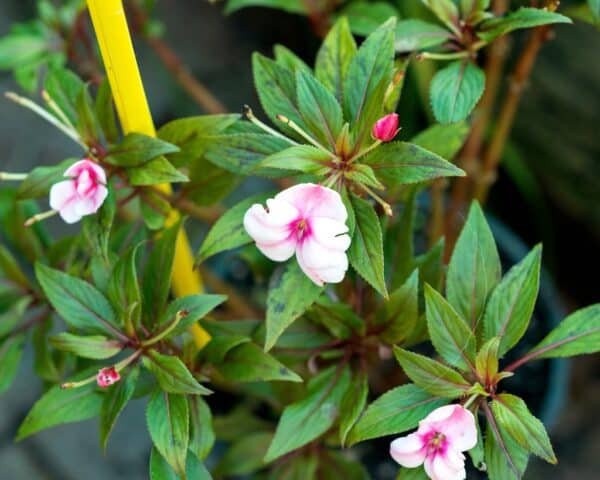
0,1,599,480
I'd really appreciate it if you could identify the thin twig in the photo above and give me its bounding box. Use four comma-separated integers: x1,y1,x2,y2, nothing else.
127,1,227,114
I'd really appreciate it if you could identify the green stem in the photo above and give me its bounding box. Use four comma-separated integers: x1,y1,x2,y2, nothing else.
243,105,298,145
0,172,28,181
24,209,58,227
349,140,381,164
276,114,336,158
141,310,187,347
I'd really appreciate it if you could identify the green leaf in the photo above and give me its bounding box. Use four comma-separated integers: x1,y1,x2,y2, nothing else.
274,44,312,75
142,220,180,325
484,416,529,480
365,142,465,187
143,350,212,395
44,67,84,126
252,53,307,134
16,158,75,199
469,417,486,472
76,83,100,143
411,121,469,160
258,145,331,174
106,133,180,167
149,447,212,480
339,370,368,446
196,192,273,263
343,18,396,141
264,366,350,461
296,70,344,149
95,78,119,144
107,243,142,332
157,114,238,168
395,19,452,53
35,262,122,338
315,18,357,103
393,347,471,398
525,304,600,360
346,163,385,190
347,384,447,445
225,0,304,15
49,333,122,359
475,337,500,381
340,1,400,37
425,284,477,371
447,202,501,331
376,269,419,344
205,132,293,176
0,30,47,69
265,260,324,351
189,396,215,460
147,391,189,477
306,297,365,339
127,156,188,186
31,315,59,382
491,393,556,463
482,245,542,356
430,60,485,124
216,342,302,383
0,244,30,289
0,297,31,337
422,0,460,30
100,366,139,450
477,7,572,43
215,432,273,476
17,380,102,440
157,295,226,337
348,194,387,297
0,334,25,395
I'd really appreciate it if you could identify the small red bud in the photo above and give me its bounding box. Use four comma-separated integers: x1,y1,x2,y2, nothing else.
372,113,400,142
96,366,120,388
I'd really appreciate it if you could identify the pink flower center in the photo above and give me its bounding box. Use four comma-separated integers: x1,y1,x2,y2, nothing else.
422,431,448,458
73,167,100,197
290,217,312,243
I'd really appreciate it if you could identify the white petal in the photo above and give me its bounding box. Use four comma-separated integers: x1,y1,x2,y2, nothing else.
295,248,325,286
58,200,83,224
310,217,351,251
275,183,347,222
256,237,297,262
390,433,426,468
244,200,298,262
424,454,466,480
65,159,107,184
422,406,477,452
49,180,77,211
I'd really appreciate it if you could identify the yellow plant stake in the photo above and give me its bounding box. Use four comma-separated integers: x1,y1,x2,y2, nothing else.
86,0,211,348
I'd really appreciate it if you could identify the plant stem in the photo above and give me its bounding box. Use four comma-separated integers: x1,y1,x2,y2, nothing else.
127,1,227,114
23,210,58,227
0,172,28,181
5,92,86,149
276,115,334,157
417,51,470,61
445,0,510,255
243,106,298,144
473,23,554,203
349,140,381,164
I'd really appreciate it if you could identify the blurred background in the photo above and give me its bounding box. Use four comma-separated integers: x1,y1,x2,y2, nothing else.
0,0,598,478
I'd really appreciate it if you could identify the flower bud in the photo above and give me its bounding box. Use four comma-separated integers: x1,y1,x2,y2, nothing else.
372,113,400,142
96,366,120,388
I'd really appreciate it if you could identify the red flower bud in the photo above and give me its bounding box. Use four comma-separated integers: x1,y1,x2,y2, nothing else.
372,113,400,142
96,366,120,388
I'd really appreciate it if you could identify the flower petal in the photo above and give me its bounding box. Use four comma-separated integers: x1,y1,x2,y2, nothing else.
296,235,348,285
310,217,351,251
244,200,298,262
58,200,83,224
424,453,466,480
422,405,477,452
275,183,347,222
49,180,77,211
390,433,427,468
65,159,107,184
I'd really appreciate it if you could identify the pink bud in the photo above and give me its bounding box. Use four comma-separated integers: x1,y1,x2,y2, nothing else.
49,159,108,224
372,113,400,142
96,367,120,388
390,405,477,480
243,183,351,286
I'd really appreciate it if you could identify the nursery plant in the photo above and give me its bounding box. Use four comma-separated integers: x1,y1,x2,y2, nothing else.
0,1,599,479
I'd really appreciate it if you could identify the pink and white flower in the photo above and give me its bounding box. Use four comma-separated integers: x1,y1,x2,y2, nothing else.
390,405,477,480
372,113,400,142
96,367,120,388
243,183,351,286
49,159,108,224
